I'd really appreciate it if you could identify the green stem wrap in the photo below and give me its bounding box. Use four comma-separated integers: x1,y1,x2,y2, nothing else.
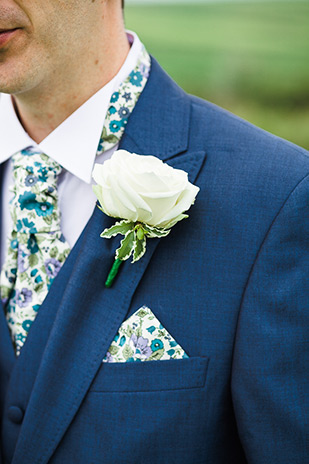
105,258,123,288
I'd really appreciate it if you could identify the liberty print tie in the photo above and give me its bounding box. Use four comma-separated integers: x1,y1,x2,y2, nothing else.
0,148,71,355
0,46,151,355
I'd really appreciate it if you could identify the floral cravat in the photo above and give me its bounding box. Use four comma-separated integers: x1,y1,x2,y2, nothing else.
0,148,71,355
0,46,151,355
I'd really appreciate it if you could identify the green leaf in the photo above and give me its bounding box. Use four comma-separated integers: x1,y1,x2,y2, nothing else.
126,325,133,338
132,236,147,263
49,247,58,258
136,309,148,318
105,134,119,144
35,235,46,246
102,125,117,143
58,252,69,263
35,282,44,293
101,220,134,239
143,224,171,238
136,326,142,338
136,226,145,241
43,215,52,226
1,286,11,299
28,253,39,267
147,349,164,361
19,272,28,282
115,230,135,261
122,344,134,360
108,345,120,356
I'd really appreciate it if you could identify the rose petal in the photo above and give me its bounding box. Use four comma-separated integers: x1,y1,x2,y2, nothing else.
92,151,199,227
156,183,200,228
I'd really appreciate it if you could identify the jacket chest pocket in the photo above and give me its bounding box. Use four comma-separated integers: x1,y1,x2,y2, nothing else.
89,356,209,392
53,357,210,463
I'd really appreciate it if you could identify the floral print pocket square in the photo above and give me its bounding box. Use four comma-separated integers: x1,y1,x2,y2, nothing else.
103,306,188,363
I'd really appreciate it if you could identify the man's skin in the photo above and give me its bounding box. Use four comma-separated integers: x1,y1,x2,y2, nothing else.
0,0,128,143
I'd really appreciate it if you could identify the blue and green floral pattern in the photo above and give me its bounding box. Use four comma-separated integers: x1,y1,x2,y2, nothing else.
0,148,71,355
0,46,151,356
103,306,188,363
96,46,150,155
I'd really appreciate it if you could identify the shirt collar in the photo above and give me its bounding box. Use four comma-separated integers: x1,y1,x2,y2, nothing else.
0,31,143,184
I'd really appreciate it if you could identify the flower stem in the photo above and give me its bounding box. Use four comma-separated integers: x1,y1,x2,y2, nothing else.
105,258,123,288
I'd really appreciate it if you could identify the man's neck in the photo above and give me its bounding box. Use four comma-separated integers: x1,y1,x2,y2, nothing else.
12,27,130,144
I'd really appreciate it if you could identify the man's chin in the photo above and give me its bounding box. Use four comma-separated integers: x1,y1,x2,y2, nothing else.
0,62,36,95
0,75,25,95
0,38,39,95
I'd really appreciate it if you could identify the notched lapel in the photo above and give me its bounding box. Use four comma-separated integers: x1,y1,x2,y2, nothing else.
12,202,164,464
12,60,207,464
119,57,191,160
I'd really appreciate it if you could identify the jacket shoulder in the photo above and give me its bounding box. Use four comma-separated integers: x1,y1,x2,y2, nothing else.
187,94,309,181
184,94,309,236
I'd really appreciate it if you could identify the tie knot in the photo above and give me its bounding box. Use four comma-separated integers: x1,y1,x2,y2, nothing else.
12,147,62,186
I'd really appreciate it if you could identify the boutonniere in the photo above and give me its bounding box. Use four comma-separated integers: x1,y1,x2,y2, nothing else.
92,150,199,287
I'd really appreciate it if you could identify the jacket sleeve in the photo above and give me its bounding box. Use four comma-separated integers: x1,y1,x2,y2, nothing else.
231,173,309,464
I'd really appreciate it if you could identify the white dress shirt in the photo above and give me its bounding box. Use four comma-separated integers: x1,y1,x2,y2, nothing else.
0,31,143,268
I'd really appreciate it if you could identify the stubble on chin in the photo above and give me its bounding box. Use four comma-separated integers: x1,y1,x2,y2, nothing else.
0,40,43,96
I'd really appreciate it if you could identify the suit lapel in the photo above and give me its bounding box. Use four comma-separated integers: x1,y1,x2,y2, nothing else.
12,58,206,464
119,58,190,159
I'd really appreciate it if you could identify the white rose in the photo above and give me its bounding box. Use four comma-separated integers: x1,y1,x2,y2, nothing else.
92,150,199,229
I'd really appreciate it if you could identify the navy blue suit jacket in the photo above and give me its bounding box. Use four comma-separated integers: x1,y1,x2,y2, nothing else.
0,58,308,463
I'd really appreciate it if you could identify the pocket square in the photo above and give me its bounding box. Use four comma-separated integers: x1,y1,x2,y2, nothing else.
103,306,188,363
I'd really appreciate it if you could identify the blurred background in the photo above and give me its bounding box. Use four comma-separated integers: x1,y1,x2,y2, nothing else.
125,0,309,149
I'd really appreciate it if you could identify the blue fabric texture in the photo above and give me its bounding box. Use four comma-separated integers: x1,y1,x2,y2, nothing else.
0,57,308,464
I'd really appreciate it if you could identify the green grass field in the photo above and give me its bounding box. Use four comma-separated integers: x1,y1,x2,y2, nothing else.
125,1,309,149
